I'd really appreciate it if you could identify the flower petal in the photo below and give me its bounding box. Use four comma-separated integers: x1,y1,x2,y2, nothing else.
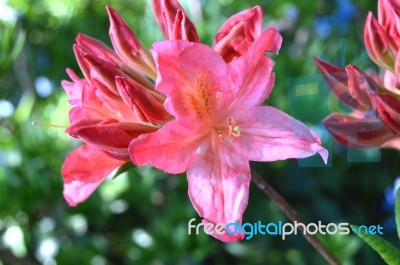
364,12,395,70
67,119,157,159
107,6,156,78
369,92,400,133
214,6,263,62
314,57,364,110
225,28,282,110
235,106,328,163
76,33,121,67
378,0,400,53
382,136,400,150
62,145,125,206
383,70,400,94
187,143,250,242
62,69,86,107
151,0,183,39
129,120,204,174
63,179,104,207
224,55,274,113
151,40,229,120
115,76,172,125
171,9,200,42
323,112,396,148
345,64,376,110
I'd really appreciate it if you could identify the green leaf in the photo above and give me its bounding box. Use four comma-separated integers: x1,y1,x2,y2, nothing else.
351,225,400,265
111,161,134,180
396,188,400,240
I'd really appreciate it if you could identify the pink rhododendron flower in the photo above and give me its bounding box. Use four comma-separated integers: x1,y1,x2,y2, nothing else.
61,0,262,207
130,30,328,242
63,1,329,244
316,0,400,150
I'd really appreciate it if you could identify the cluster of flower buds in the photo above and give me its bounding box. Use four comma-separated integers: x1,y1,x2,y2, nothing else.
315,0,400,150
61,3,190,206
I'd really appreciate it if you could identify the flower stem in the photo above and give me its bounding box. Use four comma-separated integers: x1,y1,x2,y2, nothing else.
251,171,341,265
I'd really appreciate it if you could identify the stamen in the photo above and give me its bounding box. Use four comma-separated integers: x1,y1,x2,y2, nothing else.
227,118,240,137
231,125,241,137
218,130,224,141
32,122,67,129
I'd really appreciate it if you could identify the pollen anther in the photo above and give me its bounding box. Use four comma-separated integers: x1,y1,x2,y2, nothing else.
227,118,240,137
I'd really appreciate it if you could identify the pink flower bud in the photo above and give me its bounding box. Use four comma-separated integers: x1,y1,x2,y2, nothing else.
66,118,157,160
314,57,373,111
369,92,400,133
106,6,156,79
82,53,125,96
73,44,91,82
152,0,181,37
76,34,121,66
171,9,200,42
323,113,396,148
378,0,400,53
214,6,263,62
116,77,172,125
364,12,395,70
152,0,199,42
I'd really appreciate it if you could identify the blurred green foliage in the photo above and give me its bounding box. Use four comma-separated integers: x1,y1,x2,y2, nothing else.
1,0,399,264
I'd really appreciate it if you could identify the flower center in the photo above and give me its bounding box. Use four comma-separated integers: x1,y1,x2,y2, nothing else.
217,118,241,141
184,73,215,119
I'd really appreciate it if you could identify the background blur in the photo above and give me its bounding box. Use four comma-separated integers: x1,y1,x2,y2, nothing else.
1,0,399,264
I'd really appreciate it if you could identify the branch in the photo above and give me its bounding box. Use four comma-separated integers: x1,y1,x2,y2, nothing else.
251,171,341,265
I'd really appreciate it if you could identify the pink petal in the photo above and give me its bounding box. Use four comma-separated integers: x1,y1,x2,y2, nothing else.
364,12,395,70
314,57,363,110
83,53,123,96
187,143,250,242
107,6,156,78
378,0,400,52
76,33,121,67
224,55,274,113
383,70,400,93
63,179,103,207
62,69,85,107
62,145,125,206
226,28,282,110
382,136,400,150
369,92,400,133
68,105,109,123
345,64,376,110
115,77,172,125
171,9,200,42
214,6,263,62
323,112,396,148
235,106,328,163
151,40,230,120
67,119,157,159
129,120,204,174
73,44,91,82
151,0,183,39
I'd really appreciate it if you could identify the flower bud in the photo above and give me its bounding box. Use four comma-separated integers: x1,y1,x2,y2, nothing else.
364,12,396,70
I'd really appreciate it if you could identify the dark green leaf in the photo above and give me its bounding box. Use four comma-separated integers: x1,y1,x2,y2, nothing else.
351,225,400,265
